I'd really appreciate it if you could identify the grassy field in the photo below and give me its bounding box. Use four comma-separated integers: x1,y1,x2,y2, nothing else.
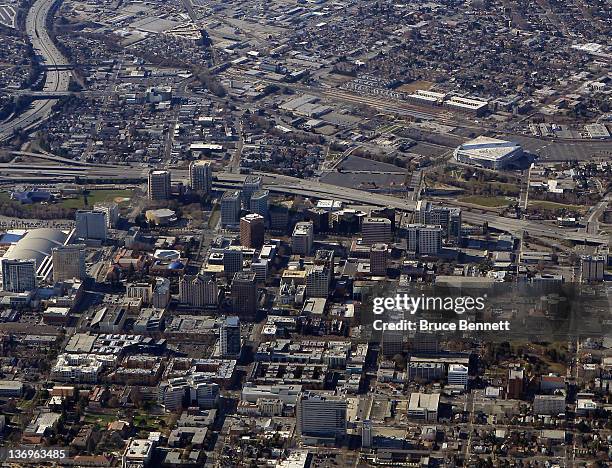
459,195,512,207
529,200,588,214
83,412,119,425
208,204,220,229
490,182,520,196
59,189,134,209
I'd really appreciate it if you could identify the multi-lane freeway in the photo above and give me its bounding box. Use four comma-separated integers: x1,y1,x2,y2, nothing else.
0,154,608,245
0,0,71,141
212,172,609,245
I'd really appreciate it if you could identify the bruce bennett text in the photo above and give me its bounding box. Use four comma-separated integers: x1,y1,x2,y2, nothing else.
373,319,511,332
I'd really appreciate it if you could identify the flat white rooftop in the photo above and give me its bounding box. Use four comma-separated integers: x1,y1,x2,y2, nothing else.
455,136,522,162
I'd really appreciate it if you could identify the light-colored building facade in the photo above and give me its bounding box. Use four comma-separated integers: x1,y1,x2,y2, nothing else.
297,392,347,439
189,160,213,194
148,170,171,200
52,244,86,283
406,224,442,255
178,274,218,307
292,221,314,256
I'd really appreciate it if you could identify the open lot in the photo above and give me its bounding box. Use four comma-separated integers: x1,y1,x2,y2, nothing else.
459,195,512,207
58,189,134,209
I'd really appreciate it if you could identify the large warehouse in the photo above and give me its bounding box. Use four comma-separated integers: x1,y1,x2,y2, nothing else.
453,136,523,170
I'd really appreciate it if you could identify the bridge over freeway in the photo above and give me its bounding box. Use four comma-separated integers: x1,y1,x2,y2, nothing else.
12,90,75,98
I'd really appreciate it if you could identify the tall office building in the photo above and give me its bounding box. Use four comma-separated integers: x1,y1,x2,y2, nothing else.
178,274,218,307
231,271,257,317
152,277,171,308
52,244,86,283
362,420,373,448
297,392,347,439
189,160,213,194
370,243,388,276
126,282,153,304
93,202,119,228
250,259,268,283
406,224,442,256
249,190,269,218
381,310,404,357
292,221,314,255
221,190,241,226
219,316,241,357
242,175,262,207
306,265,330,298
579,255,605,283
305,250,334,298
306,208,329,233
1,258,36,292
361,217,392,245
148,170,171,200
223,246,244,279
192,381,220,409
448,364,469,388
269,205,289,231
415,201,462,241
75,210,107,241
240,214,265,249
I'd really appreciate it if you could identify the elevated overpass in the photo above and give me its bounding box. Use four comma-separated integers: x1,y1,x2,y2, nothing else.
12,91,74,99
0,161,607,245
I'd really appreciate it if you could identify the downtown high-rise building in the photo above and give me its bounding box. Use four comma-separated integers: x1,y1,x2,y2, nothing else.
1,258,37,293
579,255,605,283
75,210,107,241
249,190,269,218
221,190,241,226
305,250,334,298
178,274,219,307
292,221,314,256
240,213,265,249
369,243,388,276
406,224,442,256
361,217,392,245
415,201,462,241
148,170,171,200
223,246,244,279
93,202,119,228
231,271,257,317
52,244,86,283
242,175,262,207
189,160,213,194
219,316,241,357
297,392,347,439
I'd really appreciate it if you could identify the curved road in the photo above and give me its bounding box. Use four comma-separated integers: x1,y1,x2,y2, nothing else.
0,0,70,141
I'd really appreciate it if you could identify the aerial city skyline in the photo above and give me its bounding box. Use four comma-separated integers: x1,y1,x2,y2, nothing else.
0,0,610,466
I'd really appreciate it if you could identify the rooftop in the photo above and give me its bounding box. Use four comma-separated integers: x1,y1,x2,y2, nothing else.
455,136,522,162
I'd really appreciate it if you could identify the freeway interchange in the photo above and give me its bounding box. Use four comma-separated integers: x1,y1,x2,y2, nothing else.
0,0,606,248
0,0,71,141
1,152,606,245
